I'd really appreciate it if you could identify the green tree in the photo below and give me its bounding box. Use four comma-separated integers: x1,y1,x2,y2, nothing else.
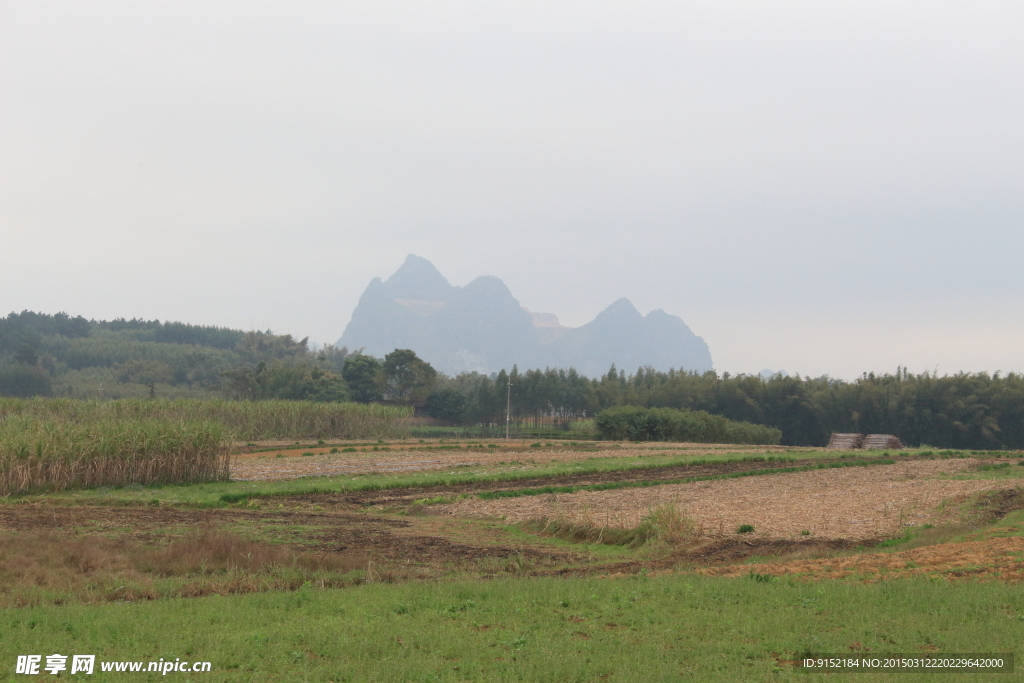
315,344,351,374
382,349,437,404
300,369,350,402
115,359,174,385
221,364,262,401
13,343,38,366
221,361,349,402
234,330,309,364
425,387,468,424
342,355,383,403
0,364,53,397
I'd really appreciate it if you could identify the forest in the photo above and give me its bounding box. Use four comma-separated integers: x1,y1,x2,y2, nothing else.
0,310,349,401
1,310,1021,449
443,364,1023,449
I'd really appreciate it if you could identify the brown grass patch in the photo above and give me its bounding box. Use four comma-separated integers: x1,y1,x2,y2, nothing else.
701,529,1024,582
522,503,701,548
0,529,369,606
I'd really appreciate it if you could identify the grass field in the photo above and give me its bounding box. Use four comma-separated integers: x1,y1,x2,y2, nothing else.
2,437,1023,681
5,573,1023,682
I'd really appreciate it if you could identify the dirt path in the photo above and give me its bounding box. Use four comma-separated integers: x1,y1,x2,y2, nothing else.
438,459,1011,541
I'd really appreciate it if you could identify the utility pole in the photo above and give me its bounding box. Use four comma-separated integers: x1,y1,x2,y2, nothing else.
505,377,512,440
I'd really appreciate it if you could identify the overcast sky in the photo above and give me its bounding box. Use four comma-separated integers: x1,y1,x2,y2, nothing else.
1,1,1021,379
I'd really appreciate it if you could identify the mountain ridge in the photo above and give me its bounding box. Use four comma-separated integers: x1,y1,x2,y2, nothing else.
337,255,713,376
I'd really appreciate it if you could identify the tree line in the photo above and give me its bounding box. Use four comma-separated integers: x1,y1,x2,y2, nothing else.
3,311,1022,449
422,364,1023,450
311,352,1024,450
0,310,436,407
0,311,346,400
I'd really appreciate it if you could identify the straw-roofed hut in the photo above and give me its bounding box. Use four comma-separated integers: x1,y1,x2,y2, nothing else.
863,434,904,450
826,433,864,449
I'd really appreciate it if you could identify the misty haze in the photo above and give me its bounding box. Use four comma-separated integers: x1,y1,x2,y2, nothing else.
1,2,1022,680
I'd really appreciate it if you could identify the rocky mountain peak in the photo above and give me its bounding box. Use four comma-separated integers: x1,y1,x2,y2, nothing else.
338,256,712,376
381,254,454,301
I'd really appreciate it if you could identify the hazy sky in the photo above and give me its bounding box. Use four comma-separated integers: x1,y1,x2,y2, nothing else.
2,1,1021,379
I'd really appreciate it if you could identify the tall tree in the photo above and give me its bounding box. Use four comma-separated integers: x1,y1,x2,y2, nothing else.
381,349,437,403
342,354,383,403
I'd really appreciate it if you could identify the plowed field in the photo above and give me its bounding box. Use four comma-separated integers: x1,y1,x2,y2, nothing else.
438,458,1008,540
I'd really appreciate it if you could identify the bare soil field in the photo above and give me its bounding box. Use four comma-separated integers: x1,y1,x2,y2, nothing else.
279,456,841,509
701,524,1024,582
229,440,805,480
438,458,1009,541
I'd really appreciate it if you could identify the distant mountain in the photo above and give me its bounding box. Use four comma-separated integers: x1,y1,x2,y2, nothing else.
549,299,713,378
337,255,713,376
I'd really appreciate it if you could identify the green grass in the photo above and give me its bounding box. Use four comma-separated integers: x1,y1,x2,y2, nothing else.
933,461,1024,483
3,573,1021,682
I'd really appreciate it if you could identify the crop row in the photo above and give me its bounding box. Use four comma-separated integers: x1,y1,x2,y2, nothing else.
0,398,412,495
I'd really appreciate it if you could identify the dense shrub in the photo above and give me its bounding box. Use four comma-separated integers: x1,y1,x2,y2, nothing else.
424,388,468,424
594,406,781,444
